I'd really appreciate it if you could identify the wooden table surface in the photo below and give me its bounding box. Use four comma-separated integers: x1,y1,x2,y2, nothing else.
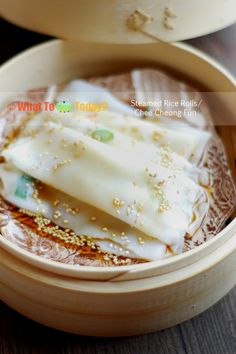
0,18,235,354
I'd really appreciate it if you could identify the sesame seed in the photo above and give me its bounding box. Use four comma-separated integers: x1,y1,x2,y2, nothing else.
53,199,60,206
138,236,145,245
152,131,163,141
53,159,72,171
113,197,125,208
53,210,62,219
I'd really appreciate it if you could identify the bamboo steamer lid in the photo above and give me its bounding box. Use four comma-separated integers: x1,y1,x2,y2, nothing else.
0,0,236,43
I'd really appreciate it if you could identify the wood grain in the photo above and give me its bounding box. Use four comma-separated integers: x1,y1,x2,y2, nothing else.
0,287,236,354
189,24,236,77
0,17,235,354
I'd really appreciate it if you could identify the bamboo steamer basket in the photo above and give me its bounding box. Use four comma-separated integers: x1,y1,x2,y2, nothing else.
0,0,236,43
0,40,235,336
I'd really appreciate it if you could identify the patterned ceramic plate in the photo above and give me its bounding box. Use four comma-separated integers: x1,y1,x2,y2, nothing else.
0,69,235,266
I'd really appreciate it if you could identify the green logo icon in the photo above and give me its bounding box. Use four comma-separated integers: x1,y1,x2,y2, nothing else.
56,100,73,113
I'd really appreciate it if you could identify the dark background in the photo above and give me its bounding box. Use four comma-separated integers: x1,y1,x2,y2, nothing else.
0,17,236,354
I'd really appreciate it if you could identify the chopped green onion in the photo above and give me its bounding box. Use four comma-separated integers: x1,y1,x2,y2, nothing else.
15,174,35,199
92,129,114,143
